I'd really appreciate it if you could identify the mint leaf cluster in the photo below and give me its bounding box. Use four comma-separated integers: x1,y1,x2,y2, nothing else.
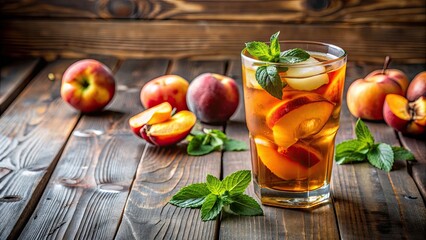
187,129,248,156
245,31,310,99
169,170,263,221
336,119,415,171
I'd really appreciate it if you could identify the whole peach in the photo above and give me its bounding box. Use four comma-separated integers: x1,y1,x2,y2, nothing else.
186,73,239,124
347,74,405,120
61,59,115,113
407,71,426,101
140,75,189,112
366,69,409,94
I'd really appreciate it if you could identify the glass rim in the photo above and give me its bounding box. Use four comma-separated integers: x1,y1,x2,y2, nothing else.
241,40,347,67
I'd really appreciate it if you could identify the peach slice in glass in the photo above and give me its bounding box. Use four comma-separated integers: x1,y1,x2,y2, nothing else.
129,102,173,137
141,110,197,146
266,92,334,149
255,137,321,180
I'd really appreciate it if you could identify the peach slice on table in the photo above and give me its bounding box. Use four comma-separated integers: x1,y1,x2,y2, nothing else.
255,137,321,180
129,102,173,137
266,92,334,149
383,94,426,136
141,110,197,146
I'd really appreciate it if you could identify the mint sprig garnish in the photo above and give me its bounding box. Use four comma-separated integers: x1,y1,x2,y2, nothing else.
169,170,263,221
335,119,415,171
245,31,310,99
186,129,248,156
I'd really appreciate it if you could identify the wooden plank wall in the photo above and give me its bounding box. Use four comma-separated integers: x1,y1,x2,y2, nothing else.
1,0,425,63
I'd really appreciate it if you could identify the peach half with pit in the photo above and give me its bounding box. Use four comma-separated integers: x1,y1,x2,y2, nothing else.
255,137,321,180
383,94,426,136
266,92,334,149
141,110,197,146
128,102,173,137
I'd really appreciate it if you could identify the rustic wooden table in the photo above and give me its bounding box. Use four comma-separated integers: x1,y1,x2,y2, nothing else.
0,57,425,239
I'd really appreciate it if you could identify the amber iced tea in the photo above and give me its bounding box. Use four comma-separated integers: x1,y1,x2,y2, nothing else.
241,42,347,208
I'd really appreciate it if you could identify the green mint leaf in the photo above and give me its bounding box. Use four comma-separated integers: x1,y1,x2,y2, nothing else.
245,41,273,62
169,183,211,208
279,48,310,64
355,119,375,144
269,31,281,60
392,146,415,161
187,134,216,156
367,143,394,172
209,129,227,141
229,194,263,216
255,65,285,100
201,194,223,221
224,139,248,151
206,175,225,195
222,170,251,195
335,139,369,164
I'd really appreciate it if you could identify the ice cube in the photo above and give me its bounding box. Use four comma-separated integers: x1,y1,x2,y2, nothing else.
284,57,329,91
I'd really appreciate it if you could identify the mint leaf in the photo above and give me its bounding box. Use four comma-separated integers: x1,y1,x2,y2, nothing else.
392,146,415,161
335,139,369,164
170,170,263,221
279,48,310,64
224,139,248,151
169,183,211,208
187,134,216,156
269,31,281,60
367,143,394,172
208,129,227,141
222,170,251,195
255,65,285,99
201,194,223,221
245,42,273,62
230,194,263,216
206,175,224,195
355,119,374,144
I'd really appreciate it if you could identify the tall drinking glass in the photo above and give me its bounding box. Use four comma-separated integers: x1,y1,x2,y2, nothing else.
241,41,347,208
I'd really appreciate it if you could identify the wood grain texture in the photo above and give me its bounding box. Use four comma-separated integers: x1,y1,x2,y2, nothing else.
220,122,340,239
115,59,226,240
1,20,425,63
17,59,168,239
0,59,84,239
332,62,426,239
0,58,42,114
1,0,425,23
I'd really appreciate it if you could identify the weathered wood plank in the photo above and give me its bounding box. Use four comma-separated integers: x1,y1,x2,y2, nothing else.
332,62,426,239
17,59,167,239
115,59,226,239
1,0,424,23
220,122,340,239
0,58,42,114
0,57,117,239
1,20,425,63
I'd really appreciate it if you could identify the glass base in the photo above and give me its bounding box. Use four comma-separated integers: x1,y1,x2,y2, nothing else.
254,182,330,208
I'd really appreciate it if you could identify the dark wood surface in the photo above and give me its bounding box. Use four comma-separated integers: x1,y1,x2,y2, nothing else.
0,57,425,239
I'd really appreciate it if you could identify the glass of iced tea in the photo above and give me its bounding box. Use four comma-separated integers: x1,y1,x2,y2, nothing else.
241,38,347,208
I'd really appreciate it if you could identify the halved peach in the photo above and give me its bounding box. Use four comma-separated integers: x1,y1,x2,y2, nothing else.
383,94,425,136
129,102,173,137
255,137,321,180
141,110,197,146
266,92,334,149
